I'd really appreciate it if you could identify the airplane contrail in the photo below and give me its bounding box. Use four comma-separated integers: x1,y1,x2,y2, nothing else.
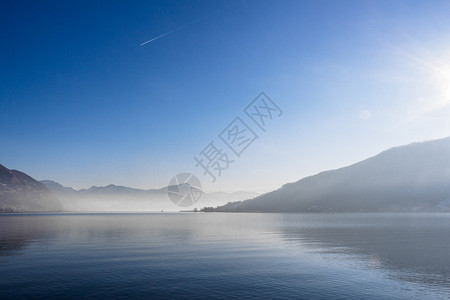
140,24,188,46
140,1,243,46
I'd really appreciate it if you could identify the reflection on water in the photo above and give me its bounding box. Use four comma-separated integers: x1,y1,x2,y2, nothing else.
274,214,450,291
0,213,449,299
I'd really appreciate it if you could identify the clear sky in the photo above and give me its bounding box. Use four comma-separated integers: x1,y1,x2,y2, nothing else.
2,0,450,193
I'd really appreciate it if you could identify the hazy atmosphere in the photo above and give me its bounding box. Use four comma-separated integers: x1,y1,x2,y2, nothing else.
2,0,450,193
2,1,450,299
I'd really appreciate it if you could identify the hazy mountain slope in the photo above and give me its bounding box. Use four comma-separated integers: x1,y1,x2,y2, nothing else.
41,181,258,212
200,191,259,208
41,182,171,211
215,137,450,213
0,165,62,212
40,180,76,193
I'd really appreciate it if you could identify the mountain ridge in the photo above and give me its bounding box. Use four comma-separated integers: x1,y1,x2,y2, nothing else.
213,136,450,213
40,180,259,212
0,164,62,212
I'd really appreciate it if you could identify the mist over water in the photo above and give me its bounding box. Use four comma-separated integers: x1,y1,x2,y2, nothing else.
1,213,449,299
3,1,450,299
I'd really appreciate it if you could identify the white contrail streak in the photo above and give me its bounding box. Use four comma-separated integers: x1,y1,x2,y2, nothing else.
140,1,243,46
140,25,187,46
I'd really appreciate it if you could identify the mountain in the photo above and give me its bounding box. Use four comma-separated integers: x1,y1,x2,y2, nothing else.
40,180,76,193
41,181,258,212
213,137,450,213
200,191,259,208
0,165,62,212
40,182,172,211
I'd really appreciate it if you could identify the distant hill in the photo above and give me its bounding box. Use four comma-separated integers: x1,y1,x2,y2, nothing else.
0,165,62,212
214,137,450,213
40,181,169,211
41,180,258,212
40,180,77,193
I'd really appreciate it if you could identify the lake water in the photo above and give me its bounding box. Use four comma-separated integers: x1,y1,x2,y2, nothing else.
0,213,449,299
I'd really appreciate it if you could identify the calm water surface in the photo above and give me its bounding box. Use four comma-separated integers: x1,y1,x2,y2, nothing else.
0,213,449,299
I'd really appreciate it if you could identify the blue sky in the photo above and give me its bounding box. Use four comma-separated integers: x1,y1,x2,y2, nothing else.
2,0,450,192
